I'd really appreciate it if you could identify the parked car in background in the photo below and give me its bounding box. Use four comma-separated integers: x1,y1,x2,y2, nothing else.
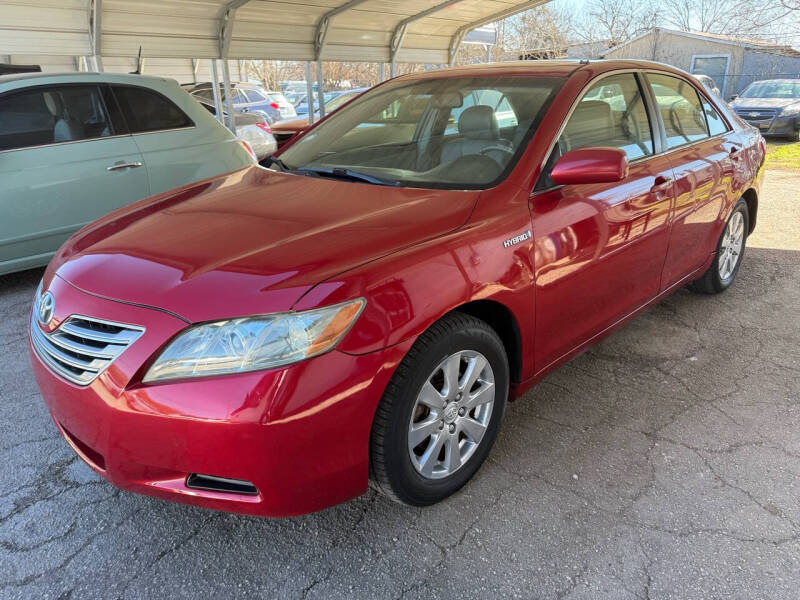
0,72,255,275
195,97,277,160
731,79,800,140
695,74,722,98
30,60,764,518
292,88,358,116
271,87,367,148
187,82,296,123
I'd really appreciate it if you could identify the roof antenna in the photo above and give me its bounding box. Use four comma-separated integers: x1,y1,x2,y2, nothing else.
130,46,143,75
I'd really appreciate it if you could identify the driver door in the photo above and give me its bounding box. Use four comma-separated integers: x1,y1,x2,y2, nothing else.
530,72,676,372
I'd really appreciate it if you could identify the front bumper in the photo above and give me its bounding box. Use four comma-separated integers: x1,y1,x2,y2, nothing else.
736,111,798,136
29,276,411,517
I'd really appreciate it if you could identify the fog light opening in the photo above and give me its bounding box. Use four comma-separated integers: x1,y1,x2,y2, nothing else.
185,473,258,496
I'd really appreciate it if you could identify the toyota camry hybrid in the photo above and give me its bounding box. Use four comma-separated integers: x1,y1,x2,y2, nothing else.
29,60,764,517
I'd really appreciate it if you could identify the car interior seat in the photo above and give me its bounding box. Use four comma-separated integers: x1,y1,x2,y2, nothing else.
43,91,84,143
440,105,513,166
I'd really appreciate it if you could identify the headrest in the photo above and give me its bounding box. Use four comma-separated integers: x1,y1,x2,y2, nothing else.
458,105,499,140
43,92,63,117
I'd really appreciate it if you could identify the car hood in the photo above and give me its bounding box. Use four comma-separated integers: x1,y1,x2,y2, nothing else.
50,167,479,323
271,117,309,132
733,98,800,110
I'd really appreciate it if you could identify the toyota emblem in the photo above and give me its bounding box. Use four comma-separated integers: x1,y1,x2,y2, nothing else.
38,291,55,326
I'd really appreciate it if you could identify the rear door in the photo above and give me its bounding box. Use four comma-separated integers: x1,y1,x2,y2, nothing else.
530,72,676,371
645,73,737,288
0,83,148,274
111,84,245,196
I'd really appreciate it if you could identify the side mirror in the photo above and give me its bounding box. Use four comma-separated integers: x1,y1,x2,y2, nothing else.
550,147,629,186
729,94,738,101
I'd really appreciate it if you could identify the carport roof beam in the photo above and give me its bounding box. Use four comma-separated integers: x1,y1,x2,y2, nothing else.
448,0,551,65
389,0,468,67
314,0,370,61
219,0,253,59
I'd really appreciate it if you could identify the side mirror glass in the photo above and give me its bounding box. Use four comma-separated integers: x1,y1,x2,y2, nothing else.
550,147,629,186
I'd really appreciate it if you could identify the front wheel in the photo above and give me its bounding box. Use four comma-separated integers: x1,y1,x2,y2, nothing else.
689,199,749,294
370,312,509,506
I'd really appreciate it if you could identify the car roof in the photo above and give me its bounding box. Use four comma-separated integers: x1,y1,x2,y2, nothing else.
746,78,800,83
0,71,176,86
396,59,697,81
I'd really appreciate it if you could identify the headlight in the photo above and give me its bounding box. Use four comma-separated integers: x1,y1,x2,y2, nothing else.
781,104,800,116
143,299,365,383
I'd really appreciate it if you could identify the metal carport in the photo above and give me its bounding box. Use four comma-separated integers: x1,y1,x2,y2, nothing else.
1,0,549,126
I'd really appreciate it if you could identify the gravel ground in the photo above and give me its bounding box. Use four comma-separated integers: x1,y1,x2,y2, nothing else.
1,170,799,600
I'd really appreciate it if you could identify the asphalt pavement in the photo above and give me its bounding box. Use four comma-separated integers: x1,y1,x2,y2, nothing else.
1,170,799,599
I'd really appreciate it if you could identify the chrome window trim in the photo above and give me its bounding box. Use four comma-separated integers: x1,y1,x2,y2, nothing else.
0,133,132,155
532,67,735,196
131,125,197,137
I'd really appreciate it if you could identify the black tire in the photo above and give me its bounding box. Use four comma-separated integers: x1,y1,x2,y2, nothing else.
689,199,749,294
370,312,509,506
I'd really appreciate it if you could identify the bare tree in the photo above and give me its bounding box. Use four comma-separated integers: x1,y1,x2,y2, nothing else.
662,0,789,35
573,0,661,46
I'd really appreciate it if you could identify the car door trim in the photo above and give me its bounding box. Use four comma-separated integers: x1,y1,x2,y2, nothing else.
0,133,134,155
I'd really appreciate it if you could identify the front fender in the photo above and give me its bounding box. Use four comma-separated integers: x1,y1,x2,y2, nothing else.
293,188,537,379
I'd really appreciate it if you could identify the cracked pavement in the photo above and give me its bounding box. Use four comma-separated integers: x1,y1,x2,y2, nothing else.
1,170,799,599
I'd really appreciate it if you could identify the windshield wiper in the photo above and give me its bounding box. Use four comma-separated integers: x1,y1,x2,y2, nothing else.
263,156,290,171
296,166,400,187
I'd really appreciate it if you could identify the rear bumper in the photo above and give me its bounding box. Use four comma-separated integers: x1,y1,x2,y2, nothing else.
29,277,411,517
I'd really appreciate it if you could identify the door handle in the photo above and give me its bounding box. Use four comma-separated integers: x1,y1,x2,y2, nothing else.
650,175,672,193
107,161,143,171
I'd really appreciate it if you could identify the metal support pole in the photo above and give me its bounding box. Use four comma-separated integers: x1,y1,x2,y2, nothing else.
305,61,315,126
192,58,199,83
210,59,225,126
390,62,396,78
89,0,104,72
316,60,325,118
379,62,384,82
221,59,236,133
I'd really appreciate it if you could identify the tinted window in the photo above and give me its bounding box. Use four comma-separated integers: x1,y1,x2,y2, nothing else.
0,85,112,151
647,74,709,149
699,96,729,136
113,86,193,133
560,73,654,159
232,89,248,104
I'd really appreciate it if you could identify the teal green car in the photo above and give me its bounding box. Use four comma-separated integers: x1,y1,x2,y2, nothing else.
0,72,255,275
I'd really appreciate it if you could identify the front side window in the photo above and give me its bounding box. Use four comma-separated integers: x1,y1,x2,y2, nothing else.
560,73,654,159
0,85,112,151
278,76,564,189
112,86,193,133
647,74,709,149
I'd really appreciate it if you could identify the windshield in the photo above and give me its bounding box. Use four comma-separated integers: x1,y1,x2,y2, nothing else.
278,76,564,189
740,81,800,99
324,91,359,113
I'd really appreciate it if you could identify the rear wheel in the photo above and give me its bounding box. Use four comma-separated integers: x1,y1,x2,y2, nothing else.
370,312,508,506
689,199,749,294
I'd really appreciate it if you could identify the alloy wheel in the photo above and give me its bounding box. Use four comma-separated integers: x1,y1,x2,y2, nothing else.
718,211,745,280
407,350,495,479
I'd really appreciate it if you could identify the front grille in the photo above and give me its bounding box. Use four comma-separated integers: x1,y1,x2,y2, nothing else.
31,311,144,386
735,108,778,122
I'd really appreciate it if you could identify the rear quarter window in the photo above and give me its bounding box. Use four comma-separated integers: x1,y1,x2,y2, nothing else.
112,85,193,133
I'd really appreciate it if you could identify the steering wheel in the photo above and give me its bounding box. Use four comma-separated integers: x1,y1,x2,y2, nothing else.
479,143,515,162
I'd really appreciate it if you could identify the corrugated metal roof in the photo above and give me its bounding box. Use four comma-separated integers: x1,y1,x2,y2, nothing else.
0,0,551,64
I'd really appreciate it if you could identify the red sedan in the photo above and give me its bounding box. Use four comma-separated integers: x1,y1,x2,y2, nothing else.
30,60,764,517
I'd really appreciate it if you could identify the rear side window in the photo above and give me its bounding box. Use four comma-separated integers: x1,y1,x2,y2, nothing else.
560,73,654,159
112,86,193,133
699,95,729,136
244,89,264,102
0,85,113,151
647,74,709,149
